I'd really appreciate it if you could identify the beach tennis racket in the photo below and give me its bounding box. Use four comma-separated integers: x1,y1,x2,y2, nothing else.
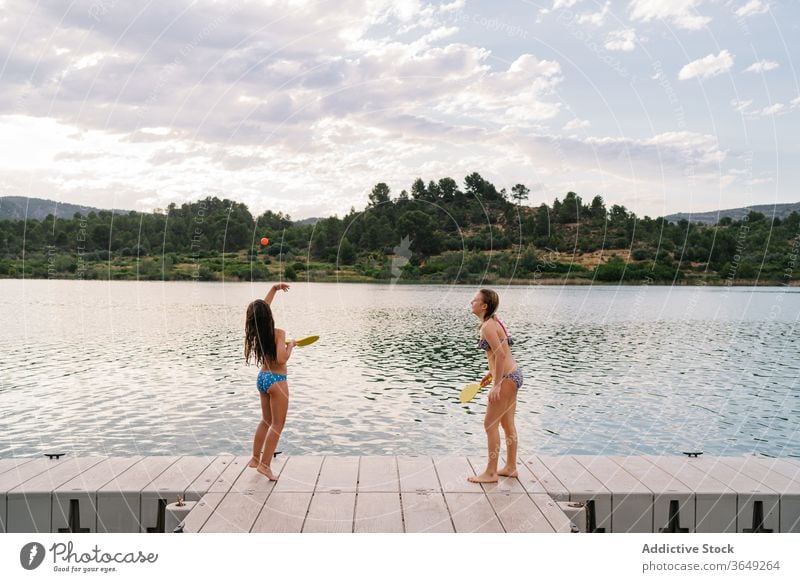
287,335,319,347
459,374,493,404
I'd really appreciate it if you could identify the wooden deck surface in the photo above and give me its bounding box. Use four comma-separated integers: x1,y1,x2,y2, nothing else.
1,455,798,533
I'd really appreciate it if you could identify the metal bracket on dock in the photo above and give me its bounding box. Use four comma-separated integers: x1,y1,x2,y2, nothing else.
585,500,606,533
743,501,774,533
682,452,703,458
57,499,91,533
44,453,66,460
659,500,690,533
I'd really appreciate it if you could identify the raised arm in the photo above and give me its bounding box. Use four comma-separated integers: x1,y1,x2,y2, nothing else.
264,282,290,305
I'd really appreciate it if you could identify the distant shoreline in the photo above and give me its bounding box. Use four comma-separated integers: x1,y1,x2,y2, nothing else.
1,274,798,287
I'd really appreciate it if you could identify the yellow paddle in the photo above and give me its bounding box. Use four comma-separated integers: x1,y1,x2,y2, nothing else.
287,335,319,347
459,374,493,404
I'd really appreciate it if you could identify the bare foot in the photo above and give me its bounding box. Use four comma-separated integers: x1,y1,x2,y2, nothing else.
467,472,498,483
248,456,259,468
257,462,278,481
497,466,518,478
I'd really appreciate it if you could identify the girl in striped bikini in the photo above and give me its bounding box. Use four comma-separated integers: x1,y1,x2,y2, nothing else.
468,288,523,484
244,283,297,481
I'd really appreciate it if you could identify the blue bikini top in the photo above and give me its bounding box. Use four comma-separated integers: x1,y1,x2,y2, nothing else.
477,316,514,351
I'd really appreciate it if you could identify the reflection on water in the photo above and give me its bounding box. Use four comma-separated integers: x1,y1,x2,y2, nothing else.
0,280,798,458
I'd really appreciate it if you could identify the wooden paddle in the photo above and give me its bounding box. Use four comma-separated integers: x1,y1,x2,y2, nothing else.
459,374,493,404
287,335,319,347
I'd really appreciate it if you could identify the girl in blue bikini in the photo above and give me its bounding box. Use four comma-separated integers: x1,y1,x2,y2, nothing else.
468,288,523,484
244,283,297,480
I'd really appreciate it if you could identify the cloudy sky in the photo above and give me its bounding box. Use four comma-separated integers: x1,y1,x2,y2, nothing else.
0,0,798,220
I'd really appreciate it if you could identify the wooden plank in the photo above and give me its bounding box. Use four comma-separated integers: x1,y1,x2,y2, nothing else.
434,456,479,493
358,456,398,492
466,456,526,494
717,457,800,493
538,455,612,532
206,456,249,494
689,457,781,494
486,492,554,533
0,458,35,476
645,456,733,493
140,456,215,532
200,490,270,533
96,456,179,533
520,456,569,498
52,457,143,533
644,456,736,533
1,458,71,533
397,456,440,492
538,455,609,495
145,455,214,497
185,455,236,500
689,456,779,533
303,492,357,533
6,457,107,533
529,493,573,533
445,493,504,532
354,492,403,533
272,456,323,493
181,493,225,533
716,457,800,533
200,456,289,532
0,458,70,492
610,456,694,533
572,455,652,533
251,492,313,533
316,456,359,493
228,455,286,494
401,491,453,532
749,457,800,481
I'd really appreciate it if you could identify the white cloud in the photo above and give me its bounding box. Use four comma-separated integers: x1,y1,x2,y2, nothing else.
553,0,582,8
759,103,785,116
735,0,769,18
563,118,591,131
678,50,734,80
743,60,779,73
577,2,610,26
731,99,752,113
605,29,637,52
792,96,800,108
438,0,465,12
731,99,790,118
629,0,711,31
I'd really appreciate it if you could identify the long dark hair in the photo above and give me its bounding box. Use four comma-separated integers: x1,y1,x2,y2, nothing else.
244,299,277,367
479,288,499,322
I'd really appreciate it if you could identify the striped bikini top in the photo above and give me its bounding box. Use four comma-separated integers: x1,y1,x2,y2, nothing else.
477,316,514,351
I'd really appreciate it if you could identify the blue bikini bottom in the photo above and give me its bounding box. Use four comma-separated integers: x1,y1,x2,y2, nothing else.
257,370,287,394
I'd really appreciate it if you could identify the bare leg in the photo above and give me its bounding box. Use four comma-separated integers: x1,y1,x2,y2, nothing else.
468,378,515,483
258,380,288,481
250,392,272,467
498,390,518,477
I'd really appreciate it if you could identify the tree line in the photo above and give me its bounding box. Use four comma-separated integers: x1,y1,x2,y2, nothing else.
1,172,798,283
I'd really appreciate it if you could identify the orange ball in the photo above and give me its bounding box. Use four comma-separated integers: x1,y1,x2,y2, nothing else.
260,237,269,246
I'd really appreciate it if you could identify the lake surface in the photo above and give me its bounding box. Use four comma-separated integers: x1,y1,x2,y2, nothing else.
1,279,798,459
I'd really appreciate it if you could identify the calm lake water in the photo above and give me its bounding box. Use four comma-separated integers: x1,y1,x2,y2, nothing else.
1,279,798,459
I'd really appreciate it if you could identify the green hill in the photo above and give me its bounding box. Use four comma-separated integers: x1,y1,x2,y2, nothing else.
1,174,798,285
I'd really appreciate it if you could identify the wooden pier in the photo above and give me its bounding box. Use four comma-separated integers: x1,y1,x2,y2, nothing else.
1,455,798,533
